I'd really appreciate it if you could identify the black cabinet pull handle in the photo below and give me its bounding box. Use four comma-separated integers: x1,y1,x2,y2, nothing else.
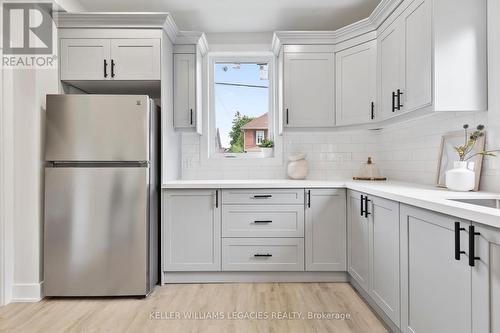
253,195,272,199
468,225,481,266
254,220,272,224
254,254,272,257
215,190,219,208
111,59,115,78
104,59,108,78
397,89,403,110
286,108,289,124
307,190,311,208
360,195,365,217
364,197,371,218
392,92,397,112
190,109,193,125
371,102,375,120
454,222,466,260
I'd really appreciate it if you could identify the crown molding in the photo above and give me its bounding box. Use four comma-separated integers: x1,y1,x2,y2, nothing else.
369,0,403,28
53,12,179,42
271,0,402,55
175,31,209,56
162,15,180,43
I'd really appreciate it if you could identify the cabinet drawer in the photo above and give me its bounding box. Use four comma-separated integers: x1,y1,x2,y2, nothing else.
222,238,304,271
222,205,304,238
222,189,304,205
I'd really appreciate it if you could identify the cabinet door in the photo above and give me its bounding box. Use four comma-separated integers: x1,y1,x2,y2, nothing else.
335,40,377,126
60,39,110,80
401,0,432,112
110,39,160,80
284,52,335,128
472,223,500,333
369,196,400,327
400,205,472,333
305,189,346,271
347,190,370,291
163,190,221,271
173,53,196,129
378,20,404,120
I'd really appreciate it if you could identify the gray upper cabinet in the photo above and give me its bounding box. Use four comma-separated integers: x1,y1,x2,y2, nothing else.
378,0,487,120
109,39,161,80
60,39,111,80
60,38,160,81
335,40,377,126
283,46,335,128
305,189,346,271
400,205,472,333
173,53,196,129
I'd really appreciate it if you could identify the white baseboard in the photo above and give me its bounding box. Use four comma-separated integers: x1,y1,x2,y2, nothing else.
163,271,348,284
11,282,43,302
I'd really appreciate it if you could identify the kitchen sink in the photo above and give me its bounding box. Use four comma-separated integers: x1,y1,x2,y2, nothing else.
448,198,500,209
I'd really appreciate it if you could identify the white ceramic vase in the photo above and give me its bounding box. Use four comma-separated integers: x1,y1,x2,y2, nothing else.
261,147,274,158
445,161,475,192
287,153,309,180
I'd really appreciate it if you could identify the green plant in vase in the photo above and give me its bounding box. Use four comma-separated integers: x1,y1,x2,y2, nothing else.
454,124,498,161
259,139,274,157
447,124,499,192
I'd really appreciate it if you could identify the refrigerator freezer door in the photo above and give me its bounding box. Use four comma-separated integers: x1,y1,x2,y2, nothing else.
45,95,150,162
44,167,149,296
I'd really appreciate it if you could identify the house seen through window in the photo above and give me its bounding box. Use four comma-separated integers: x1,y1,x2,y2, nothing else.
214,62,270,156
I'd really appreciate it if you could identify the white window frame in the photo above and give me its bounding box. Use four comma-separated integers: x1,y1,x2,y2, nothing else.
200,52,283,166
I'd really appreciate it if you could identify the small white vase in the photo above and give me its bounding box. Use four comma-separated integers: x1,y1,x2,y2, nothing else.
287,153,309,180
260,147,274,158
445,161,475,192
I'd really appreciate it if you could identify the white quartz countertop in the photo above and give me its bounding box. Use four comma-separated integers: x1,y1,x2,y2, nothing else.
162,179,500,228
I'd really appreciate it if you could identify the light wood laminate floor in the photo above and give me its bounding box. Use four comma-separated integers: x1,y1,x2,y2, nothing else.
0,283,388,333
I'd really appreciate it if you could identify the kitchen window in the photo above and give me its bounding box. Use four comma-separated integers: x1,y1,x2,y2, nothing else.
207,54,277,160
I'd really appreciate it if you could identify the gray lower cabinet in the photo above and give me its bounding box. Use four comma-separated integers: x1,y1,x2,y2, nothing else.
222,238,304,271
305,189,346,271
347,190,370,290
348,190,400,327
369,195,400,327
400,204,472,333
471,222,500,333
163,190,221,271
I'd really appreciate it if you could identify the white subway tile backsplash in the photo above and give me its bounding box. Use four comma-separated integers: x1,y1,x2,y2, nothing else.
180,112,499,191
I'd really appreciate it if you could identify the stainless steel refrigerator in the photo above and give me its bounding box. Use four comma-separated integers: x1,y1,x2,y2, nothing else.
44,94,159,297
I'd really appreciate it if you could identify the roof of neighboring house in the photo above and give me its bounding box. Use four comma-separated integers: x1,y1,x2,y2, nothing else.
241,113,268,130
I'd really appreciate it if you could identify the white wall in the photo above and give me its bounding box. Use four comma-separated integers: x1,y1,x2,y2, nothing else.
7,68,58,301
1,2,59,302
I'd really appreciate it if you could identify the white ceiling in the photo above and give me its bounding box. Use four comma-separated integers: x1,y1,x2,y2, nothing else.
70,0,382,33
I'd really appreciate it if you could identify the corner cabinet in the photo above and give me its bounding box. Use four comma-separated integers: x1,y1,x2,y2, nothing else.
283,45,335,128
377,0,487,120
335,40,377,126
163,190,221,271
348,190,400,327
60,38,160,81
305,189,346,271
